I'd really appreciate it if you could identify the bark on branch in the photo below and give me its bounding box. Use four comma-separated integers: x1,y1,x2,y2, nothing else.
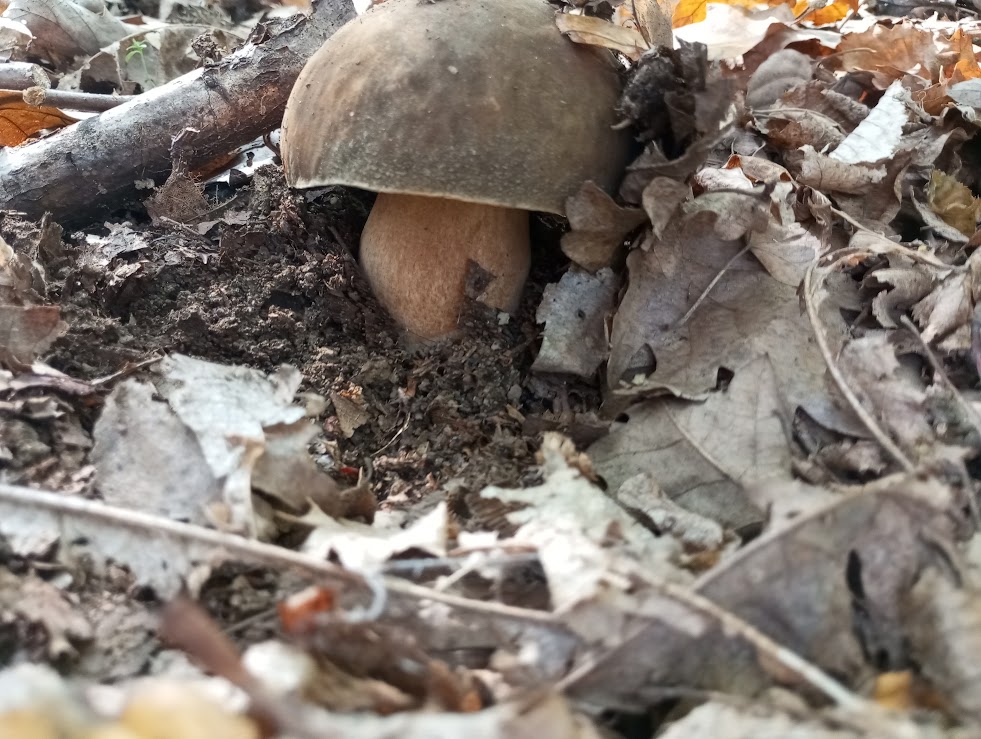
0,0,355,223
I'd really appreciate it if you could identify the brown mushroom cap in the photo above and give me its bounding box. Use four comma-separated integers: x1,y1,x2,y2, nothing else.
281,0,632,214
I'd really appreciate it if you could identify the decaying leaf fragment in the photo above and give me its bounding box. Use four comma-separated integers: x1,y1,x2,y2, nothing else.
92,354,363,537
0,235,65,369
532,268,618,379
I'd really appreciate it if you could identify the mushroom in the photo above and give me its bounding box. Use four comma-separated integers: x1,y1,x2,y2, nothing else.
281,0,631,340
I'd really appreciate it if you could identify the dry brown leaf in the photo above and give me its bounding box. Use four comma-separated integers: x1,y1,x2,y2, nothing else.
791,145,887,194
92,379,224,526
554,13,647,59
568,478,959,705
912,252,981,344
763,111,845,151
0,568,92,658
330,388,370,438
562,181,648,271
778,82,869,130
0,234,44,303
748,217,824,286
834,23,940,87
837,332,937,458
641,176,690,237
589,357,782,531
0,89,75,145
865,256,937,329
606,214,855,434
0,303,66,368
946,28,981,83
0,0,131,67
681,189,770,240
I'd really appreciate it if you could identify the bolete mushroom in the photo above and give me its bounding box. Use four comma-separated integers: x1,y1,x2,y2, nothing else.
281,0,631,340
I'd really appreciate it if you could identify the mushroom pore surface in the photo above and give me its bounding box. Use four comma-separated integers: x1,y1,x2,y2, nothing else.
360,194,530,340
281,0,631,338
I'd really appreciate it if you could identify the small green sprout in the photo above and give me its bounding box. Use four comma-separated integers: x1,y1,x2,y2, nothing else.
125,38,150,82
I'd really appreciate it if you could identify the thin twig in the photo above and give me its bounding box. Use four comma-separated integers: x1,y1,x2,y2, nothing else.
830,208,959,271
802,261,915,472
675,244,751,329
0,482,560,626
900,315,981,437
557,572,871,714
23,87,135,112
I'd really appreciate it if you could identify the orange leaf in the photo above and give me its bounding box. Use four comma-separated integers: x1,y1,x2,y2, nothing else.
948,29,981,81
799,0,858,26
672,0,706,27
673,0,795,28
0,90,77,147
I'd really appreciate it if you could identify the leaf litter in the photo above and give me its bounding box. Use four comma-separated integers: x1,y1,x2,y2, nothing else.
2,0,981,736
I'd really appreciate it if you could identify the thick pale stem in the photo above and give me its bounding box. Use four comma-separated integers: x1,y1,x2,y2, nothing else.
359,193,531,340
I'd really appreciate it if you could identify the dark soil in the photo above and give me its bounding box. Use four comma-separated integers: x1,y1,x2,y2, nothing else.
2,165,605,522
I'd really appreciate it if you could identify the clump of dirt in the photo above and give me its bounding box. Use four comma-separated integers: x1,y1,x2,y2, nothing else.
6,166,601,515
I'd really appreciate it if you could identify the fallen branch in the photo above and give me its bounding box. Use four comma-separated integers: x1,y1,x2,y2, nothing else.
0,62,52,90
0,0,355,223
22,87,135,113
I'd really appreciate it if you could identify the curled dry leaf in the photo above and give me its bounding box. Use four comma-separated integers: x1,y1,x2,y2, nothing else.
865,254,937,329
911,251,981,346
829,81,909,166
791,145,887,194
554,13,648,60
926,169,981,238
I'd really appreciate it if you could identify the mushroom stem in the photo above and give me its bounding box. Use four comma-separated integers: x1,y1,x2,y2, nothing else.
359,193,531,340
